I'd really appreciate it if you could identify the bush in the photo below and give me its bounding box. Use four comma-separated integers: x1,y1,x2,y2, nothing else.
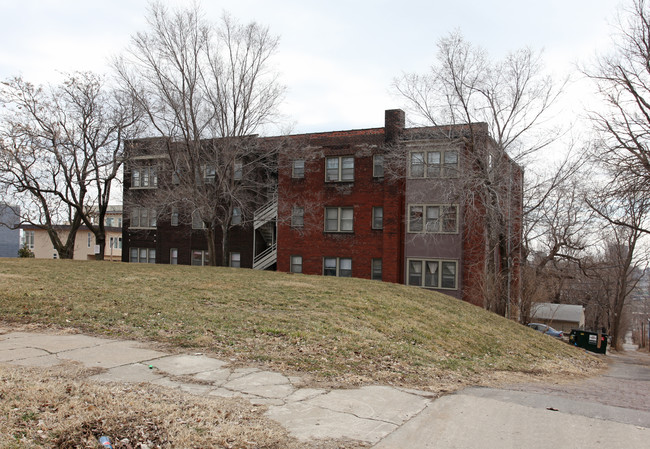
18,244,34,258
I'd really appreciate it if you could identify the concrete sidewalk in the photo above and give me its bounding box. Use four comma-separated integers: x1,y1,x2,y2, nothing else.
2,329,648,448
0,329,433,445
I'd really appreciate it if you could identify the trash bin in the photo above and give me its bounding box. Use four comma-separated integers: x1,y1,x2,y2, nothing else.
569,329,608,354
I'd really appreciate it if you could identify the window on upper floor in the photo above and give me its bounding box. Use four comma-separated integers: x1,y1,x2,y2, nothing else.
408,204,458,234
373,154,384,178
325,156,354,182
130,207,157,228
325,207,353,232
291,206,304,228
292,159,305,178
131,166,158,188
323,257,352,277
130,247,156,264
204,165,216,184
409,149,459,178
192,210,206,229
232,207,241,225
407,259,457,289
372,207,383,230
234,160,243,180
171,207,179,226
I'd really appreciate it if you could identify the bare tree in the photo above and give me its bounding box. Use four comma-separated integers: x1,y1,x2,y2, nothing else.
0,73,141,259
114,2,284,265
519,157,593,322
585,0,650,233
393,31,563,316
585,188,649,348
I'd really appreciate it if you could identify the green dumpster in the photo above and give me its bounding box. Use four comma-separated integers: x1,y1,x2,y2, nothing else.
569,329,608,354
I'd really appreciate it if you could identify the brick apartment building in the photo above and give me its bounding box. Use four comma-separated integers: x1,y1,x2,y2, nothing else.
122,109,522,305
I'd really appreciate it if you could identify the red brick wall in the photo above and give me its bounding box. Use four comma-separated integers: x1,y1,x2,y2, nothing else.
277,132,404,283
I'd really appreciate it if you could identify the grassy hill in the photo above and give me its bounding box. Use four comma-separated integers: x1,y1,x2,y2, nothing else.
0,259,602,389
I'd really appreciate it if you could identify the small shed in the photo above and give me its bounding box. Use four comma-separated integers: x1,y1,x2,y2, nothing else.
530,303,585,333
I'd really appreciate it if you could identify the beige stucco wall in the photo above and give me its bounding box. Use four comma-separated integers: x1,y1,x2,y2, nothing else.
29,228,122,261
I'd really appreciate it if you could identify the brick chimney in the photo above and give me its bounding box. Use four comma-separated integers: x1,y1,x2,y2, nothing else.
385,109,405,144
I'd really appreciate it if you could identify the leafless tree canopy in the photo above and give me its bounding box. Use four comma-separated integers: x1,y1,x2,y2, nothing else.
393,32,563,317
586,0,650,225
0,72,141,259
115,2,285,265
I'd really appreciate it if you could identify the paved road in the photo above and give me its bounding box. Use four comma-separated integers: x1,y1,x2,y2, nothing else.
375,348,650,448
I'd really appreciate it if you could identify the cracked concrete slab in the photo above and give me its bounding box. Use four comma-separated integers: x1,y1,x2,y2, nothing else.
150,354,227,376
57,340,167,368
192,368,232,385
223,371,294,399
89,363,165,383
151,377,216,396
306,385,430,425
265,400,398,443
0,332,110,353
0,347,52,362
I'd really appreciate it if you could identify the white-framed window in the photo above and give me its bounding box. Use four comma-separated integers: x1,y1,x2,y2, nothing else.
323,257,352,277
118,218,122,228
171,207,179,226
373,154,384,178
371,258,382,281
22,230,34,250
192,210,206,229
230,252,241,268
191,249,209,266
409,149,459,178
170,248,178,265
232,207,242,225
87,232,92,248
290,255,303,273
130,207,157,228
203,165,216,184
408,204,458,234
118,237,122,249
234,160,243,180
372,207,383,230
407,259,457,289
105,217,114,227
325,207,353,232
325,156,354,182
292,159,305,178
131,166,158,188
130,247,156,264
291,206,304,228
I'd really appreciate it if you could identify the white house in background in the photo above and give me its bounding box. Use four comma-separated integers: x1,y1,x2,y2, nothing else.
531,303,585,333
20,206,123,261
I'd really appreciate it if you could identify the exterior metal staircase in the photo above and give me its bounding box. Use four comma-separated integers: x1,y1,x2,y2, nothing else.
253,196,277,270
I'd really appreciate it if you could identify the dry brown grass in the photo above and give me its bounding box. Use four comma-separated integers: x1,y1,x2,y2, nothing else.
0,258,605,390
0,362,366,449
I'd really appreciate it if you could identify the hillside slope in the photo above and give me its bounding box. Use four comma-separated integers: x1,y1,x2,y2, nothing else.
0,259,602,389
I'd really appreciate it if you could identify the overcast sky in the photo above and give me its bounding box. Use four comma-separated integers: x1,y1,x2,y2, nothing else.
0,0,622,135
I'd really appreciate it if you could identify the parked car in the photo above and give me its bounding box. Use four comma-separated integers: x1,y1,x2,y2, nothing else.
527,323,564,338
